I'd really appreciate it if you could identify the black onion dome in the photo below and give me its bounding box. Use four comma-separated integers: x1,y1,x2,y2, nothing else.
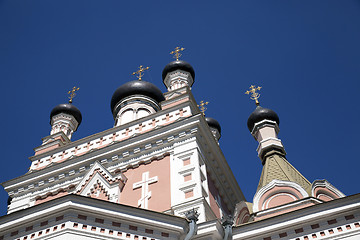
50,103,82,125
111,80,165,115
247,106,280,132
162,60,195,83
205,117,221,135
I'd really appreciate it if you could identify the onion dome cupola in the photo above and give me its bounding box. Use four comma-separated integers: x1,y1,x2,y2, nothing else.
198,100,222,141
205,117,221,140
50,87,82,140
247,106,279,133
162,47,195,91
245,85,285,162
111,65,165,127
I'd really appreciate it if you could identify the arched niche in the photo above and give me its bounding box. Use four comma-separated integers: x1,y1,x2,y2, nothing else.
253,180,309,213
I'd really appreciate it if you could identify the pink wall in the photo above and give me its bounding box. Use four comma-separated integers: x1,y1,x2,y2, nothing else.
119,155,171,212
207,174,230,218
35,189,68,205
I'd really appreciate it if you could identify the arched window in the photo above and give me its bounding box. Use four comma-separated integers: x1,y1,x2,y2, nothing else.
120,109,134,125
137,108,150,119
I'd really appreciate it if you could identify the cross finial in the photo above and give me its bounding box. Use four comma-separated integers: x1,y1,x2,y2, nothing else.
132,65,150,81
68,86,80,103
245,85,262,106
170,47,185,61
197,100,209,115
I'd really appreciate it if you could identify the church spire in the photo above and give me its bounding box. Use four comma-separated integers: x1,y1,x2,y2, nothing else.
246,86,312,217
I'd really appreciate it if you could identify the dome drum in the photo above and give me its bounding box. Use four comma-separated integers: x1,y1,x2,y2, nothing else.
50,113,79,139
113,95,161,126
162,60,195,91
111,80,165,126
49,103,82,140
163,70,194,91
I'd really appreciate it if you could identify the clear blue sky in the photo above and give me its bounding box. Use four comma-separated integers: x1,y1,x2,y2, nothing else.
0,1,359,216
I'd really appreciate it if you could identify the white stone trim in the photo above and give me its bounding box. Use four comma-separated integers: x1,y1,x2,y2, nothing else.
164,70,194,91
28,105,192,170
0,195,188,240
253,179,309,212
312,179,346,198
233,195,360,240
251,119,280,136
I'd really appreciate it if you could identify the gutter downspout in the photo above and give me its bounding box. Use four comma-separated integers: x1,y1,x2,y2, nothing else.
184,209,199,240
222,215,233,240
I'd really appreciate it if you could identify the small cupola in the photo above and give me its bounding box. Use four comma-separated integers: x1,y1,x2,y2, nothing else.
111,66,165,127
247,106,280,133
162,47,195,91
50,87,82,140
205,117,221,140
245,85,285,162
197,100,221,141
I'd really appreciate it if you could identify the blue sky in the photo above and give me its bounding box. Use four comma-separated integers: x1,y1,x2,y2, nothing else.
0,1,359,216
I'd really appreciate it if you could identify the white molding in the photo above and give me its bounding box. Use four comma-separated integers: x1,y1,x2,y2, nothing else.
0,195,188,240
253,179,309,212
164,70,194,91
312,179,346,198
251,119,280,136
233,194,360,240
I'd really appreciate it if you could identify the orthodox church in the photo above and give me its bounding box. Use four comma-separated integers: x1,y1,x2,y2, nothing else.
0,48,359,240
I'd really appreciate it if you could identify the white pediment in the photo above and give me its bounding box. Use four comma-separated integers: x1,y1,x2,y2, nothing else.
75,161,127,203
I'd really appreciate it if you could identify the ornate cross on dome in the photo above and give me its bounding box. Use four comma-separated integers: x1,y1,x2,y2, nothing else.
245,85,262,106
133,171,158,209
132,65,150,81
197,100,209,115
68,86,80,103
170,47,185,61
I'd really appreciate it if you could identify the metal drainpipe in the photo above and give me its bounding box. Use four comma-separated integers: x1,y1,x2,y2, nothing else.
184,209,199,240
222,215,234,240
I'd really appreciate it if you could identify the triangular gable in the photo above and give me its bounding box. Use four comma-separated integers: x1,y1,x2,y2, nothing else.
75,161,127,203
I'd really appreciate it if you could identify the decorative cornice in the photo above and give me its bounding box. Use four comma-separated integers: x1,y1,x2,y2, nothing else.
0,194,188,239
3,121,200,198
233,193,360,240
28,105,193,170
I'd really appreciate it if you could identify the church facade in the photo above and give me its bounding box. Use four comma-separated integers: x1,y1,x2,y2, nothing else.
0,49,359,240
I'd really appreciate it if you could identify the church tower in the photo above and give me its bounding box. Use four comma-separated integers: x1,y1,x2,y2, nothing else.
1,51,358,240
242,85,345,221
0,48,245,240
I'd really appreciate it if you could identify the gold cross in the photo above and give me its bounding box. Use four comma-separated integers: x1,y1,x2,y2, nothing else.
170,47,185,61
197,100,209,115
68,86,80,103
245,85,262,106
132,65,150,81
